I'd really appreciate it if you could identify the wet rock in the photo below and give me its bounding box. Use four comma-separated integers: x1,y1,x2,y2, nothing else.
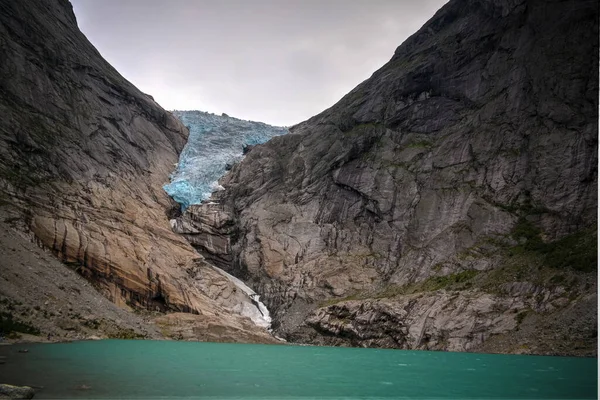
0,384,35,399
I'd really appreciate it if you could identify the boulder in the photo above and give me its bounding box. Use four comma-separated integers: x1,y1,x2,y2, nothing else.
0,384,35,399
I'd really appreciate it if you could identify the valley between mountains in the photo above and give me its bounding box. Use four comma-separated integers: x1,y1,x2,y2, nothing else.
0,0,597,356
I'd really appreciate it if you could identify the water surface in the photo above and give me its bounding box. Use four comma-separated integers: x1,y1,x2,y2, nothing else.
0,340,595,399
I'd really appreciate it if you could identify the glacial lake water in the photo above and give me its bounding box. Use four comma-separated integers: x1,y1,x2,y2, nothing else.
0,340,596,399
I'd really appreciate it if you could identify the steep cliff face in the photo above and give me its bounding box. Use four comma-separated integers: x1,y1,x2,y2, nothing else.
177,0,598,354
0,0,273,342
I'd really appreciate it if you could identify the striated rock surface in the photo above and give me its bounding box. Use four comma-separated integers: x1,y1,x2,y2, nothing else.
154,312,278,344
0,0,270,341
0,214,164,342
297,277,597,356
176,0,598,355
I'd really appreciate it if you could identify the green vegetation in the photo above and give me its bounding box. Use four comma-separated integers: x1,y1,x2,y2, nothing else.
107,328,144,340
389,53,426,71
473,223,595,300
380,160,411,171
468,189,596,283
406,140,433,149
510,218,596,273
320,270,479,307
515,310,529,325
415,270,479,292
0,165,45,187
510,217,545,252
543,229,597,272
83,318,101,330
344,122,382,136
0,115,61,189
318,294,362,308
486,190,550,217
0,311,40,336
318,216,594,309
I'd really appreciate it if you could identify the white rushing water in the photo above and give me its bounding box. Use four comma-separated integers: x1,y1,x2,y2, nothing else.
210,265,272,330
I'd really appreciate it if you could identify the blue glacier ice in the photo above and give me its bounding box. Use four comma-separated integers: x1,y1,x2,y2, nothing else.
164,111,288,209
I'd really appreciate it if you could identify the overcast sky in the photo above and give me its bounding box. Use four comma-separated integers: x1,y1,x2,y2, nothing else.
71,0,447,126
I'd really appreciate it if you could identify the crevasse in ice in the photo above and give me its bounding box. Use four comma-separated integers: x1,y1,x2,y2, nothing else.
164,111,288,209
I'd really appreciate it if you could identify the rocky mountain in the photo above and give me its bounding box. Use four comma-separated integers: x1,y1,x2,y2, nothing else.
0,0,274,343
175,0,598,355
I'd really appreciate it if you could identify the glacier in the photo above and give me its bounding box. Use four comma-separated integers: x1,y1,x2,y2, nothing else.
164,110,288,209
164,110,287,332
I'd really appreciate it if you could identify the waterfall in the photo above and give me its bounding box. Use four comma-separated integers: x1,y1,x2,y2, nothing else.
210,265,272,330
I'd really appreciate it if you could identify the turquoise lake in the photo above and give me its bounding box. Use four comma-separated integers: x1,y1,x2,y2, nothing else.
0,340,596,399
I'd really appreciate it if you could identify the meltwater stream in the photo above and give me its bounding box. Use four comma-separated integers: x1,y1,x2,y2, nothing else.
211,265,271,329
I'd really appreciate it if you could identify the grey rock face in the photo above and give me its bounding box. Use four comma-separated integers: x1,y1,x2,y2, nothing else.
0,0,271,340
176,0,598,354
302,291,520,351
293,283,597,356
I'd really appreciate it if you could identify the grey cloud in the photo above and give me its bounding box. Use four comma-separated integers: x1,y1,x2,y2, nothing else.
71,0,448,126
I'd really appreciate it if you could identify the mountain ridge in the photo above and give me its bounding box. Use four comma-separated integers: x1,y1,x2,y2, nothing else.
175,0,598,355
0,0,275,343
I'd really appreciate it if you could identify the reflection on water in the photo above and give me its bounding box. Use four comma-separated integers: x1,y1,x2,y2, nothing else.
0,340,596,399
